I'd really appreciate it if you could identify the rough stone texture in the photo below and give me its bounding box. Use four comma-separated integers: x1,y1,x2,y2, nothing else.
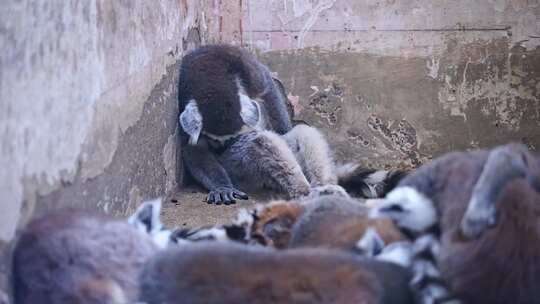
0,0,216,300
239,0,540,168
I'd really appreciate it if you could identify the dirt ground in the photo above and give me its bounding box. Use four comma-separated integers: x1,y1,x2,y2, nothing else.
161,186,278,228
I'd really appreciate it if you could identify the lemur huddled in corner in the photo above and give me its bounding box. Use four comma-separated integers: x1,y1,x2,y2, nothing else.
178,44,405,204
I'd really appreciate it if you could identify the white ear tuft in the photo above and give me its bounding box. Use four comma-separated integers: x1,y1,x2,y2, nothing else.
180,100,203,145
239,94,260,128
128,198,163,234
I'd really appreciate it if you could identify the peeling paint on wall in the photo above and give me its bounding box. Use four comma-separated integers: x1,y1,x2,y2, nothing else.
260,41,540,169
296,0,338,48
245,0,540,170
438,39,540,131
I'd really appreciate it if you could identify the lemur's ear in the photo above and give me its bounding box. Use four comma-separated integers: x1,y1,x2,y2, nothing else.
179,100,203,145
239,94,260,128
128,198,163,234
356,227,385,257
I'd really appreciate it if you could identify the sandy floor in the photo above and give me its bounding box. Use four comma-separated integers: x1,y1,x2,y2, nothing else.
161,186,277,228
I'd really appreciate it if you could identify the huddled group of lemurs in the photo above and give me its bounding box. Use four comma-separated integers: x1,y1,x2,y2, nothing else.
10,45,540,304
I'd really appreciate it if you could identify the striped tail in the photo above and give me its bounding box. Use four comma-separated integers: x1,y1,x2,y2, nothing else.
336,163,409,198
169,207,260,245
356,227,460,304
409,235,461,304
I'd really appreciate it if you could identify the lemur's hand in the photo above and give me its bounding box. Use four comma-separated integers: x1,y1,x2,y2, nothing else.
206,187,248,205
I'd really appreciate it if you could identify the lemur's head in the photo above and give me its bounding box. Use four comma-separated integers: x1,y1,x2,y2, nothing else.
369,187,438,237
179,92,261,145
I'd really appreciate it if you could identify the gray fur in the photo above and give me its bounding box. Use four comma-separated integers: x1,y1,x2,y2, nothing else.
282,124,338,186
220,130,311,199
179,45,296,204
179,45,349,204
214,124,343,201
12,210,158,304
375,242,414,268
306,184,349,198
461,145,528,239
139,242,416,304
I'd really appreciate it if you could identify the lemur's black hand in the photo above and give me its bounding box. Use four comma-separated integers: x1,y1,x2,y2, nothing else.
205,187,248,205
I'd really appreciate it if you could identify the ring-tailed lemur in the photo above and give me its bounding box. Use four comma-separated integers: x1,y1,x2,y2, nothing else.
179,44,405,204
369,143,540,303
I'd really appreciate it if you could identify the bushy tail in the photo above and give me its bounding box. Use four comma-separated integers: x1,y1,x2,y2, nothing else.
409,235,461,304
356,228,460,304
336,163,409,198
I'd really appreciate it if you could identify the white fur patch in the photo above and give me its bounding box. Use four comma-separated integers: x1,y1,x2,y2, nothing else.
412,258,441,278
370,186,437,233
365,198,385,208
376,241,414,268
362,184,379,198
179,100,203,145
239,93,261,128
365,170,389,184
234,208,256,227
152,230,173,250
335,163,360,179
356,227,384,257
203,125,252,144
190,227,229,241
128,198,176,249
307,184,350,199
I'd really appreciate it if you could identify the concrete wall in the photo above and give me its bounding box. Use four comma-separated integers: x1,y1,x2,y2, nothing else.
237,0,540,168
1,0,539,300
0,0,229,298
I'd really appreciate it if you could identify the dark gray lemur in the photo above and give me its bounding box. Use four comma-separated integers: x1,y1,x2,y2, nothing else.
139,242,416,304
11,200,169,304
178,45,341,204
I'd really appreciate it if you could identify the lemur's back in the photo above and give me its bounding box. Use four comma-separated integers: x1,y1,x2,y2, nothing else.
140,242,415,304
12,210,158,304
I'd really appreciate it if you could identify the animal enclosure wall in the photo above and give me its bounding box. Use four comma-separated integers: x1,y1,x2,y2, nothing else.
0,0,224,298
1,0,539,300
238,0,540,169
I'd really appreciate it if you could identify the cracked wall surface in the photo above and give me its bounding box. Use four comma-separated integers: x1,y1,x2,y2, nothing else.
0,0,233,299
236,0,540,168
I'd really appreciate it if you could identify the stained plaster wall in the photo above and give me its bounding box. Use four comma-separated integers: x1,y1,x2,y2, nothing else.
1,0,539,300
236,0,540,169
0,0,239,299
